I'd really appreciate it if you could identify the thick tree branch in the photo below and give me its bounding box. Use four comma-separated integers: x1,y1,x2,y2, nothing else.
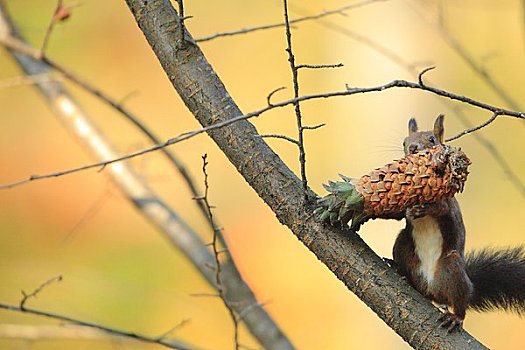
0,4,294,350
123,1,488,349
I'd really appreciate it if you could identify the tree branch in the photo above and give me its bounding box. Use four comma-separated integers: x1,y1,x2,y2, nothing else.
0,303,194,350
20,275,62,310
194,0,388,43
123,0,489,349
282,0,308,198
199,154,240,350
0,74,523,191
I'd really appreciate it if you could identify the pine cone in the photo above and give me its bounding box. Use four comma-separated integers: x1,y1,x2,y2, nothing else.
315,145,471,229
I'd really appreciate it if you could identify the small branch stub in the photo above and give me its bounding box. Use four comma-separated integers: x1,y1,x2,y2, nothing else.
20,275,63,310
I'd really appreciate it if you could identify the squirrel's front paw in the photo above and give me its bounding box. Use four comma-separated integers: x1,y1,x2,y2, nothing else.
406,204,428,220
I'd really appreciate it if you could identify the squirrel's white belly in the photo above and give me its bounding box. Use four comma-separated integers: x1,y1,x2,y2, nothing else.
411,216,443,287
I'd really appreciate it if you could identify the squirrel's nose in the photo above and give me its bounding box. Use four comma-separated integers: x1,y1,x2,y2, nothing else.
408,145,418,154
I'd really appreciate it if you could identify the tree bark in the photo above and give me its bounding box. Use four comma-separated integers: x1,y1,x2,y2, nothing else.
124,1,487,349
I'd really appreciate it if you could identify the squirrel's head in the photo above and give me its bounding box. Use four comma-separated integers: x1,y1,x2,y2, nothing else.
403,114,444,155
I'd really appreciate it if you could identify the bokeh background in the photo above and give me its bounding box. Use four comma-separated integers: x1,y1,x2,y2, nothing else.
1,0,524,349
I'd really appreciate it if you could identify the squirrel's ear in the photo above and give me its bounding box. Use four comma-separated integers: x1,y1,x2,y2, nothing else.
433,114,445,143
408,118,418,135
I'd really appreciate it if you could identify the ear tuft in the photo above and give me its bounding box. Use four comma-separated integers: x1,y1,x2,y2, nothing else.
434,114,445,142
408,118,418,135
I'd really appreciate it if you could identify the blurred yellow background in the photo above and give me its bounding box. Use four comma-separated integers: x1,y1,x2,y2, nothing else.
0,0,524,349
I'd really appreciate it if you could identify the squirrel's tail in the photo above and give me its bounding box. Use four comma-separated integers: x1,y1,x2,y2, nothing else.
466,247,525,314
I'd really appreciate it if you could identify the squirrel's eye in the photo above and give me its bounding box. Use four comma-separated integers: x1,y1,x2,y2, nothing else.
428,135,436,143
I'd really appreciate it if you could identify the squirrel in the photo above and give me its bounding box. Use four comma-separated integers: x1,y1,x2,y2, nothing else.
392,115,525,332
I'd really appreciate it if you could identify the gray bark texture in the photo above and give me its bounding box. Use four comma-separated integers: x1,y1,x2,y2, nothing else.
124,1,487,349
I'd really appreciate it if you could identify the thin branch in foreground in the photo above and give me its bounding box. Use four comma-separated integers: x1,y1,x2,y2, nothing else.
296,63,344,70
260,134,300,145
194,0,389,42
40,0,66,55
267,86,286,106
156,319,191,341
302,123,326,130
452,108,525,198
418,66,436,86
283,0,308,199
20,275,62,310
0,303,194,350
0,74,524,191
176,0,187,46
199,154,240,350
445,112,500,142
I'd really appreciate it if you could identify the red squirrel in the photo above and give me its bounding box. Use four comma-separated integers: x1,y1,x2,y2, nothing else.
392,115,525,332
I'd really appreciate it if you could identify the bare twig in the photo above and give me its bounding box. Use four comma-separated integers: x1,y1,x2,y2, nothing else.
418,66,435,86
296,63,344,70
0,303,195,350
452,109,525,198
302,123,326,130
176,0,186,46
267,86,286,106
156,319,191,341
260,134,300,145
200,154,240,350
0,75,524,190
283,0,308,199
40,0,65,55
194,0,389,43
20,275,62,310
446,112,500,142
